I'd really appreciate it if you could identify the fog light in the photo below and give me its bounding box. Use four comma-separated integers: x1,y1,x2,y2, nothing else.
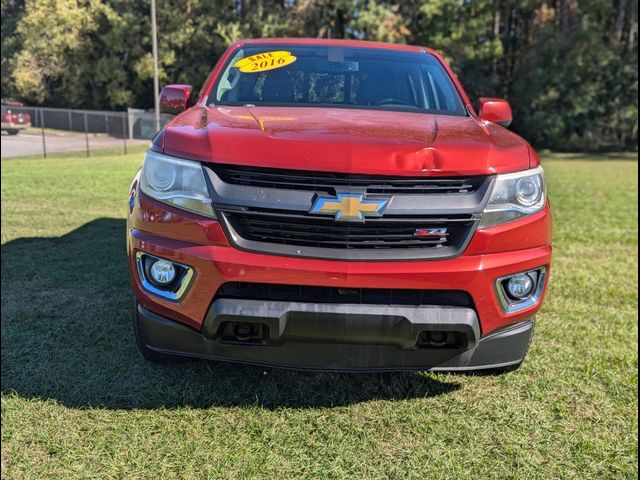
149,259,176,285
507,273,535,299
496,267,547,313
136,252,194,301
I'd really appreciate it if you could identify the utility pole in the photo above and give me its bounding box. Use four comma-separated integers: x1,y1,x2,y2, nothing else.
151,0,160,132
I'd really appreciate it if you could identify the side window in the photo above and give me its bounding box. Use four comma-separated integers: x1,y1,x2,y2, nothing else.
424,71,439,110
216,49,246,102
424,65,461,113
434,82,452,111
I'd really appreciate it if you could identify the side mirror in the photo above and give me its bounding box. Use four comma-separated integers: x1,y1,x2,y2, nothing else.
478,98,513,128
159,84,193,115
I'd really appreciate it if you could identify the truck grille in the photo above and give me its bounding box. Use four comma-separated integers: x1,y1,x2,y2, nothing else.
220,208,476,250
213,164,485,195
207,165,490,260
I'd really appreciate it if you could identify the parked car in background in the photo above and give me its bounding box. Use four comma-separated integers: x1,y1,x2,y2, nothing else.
1,100,31,135
127,38,552,373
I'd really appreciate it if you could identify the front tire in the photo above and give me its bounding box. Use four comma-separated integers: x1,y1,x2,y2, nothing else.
133,300,187,363
6,129,20,135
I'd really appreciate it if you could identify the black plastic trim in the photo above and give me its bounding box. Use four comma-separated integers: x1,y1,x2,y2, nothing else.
214,282,474,308
212,164,487,195
205,167,495,216
136,302,534,372
218,211,481,261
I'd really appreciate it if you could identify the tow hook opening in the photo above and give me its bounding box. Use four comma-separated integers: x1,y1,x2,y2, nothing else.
217,321,268,345
416,330,466,349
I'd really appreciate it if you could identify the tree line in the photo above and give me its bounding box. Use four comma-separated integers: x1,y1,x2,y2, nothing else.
1,0,637,151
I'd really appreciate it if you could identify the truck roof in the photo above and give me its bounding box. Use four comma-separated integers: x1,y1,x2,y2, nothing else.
235,38,437,55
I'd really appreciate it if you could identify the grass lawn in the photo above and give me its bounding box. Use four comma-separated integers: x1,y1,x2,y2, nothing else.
1,147,638,479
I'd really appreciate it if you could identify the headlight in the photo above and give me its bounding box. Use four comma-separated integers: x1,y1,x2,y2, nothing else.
480,166,545,228
139,150,216,218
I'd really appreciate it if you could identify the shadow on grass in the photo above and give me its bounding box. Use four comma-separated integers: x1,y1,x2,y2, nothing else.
1,218,460,409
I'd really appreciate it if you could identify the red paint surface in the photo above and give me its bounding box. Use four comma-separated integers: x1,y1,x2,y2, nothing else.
161,106,532,177
130,39,552,339
128,193,552,335
159,84,193,115
479,98,513,127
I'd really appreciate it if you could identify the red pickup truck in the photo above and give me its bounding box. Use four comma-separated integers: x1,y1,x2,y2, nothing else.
127,38,551,372
1,101,31,135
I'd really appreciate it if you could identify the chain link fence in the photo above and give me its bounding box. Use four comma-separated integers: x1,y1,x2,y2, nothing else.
2,105,173,158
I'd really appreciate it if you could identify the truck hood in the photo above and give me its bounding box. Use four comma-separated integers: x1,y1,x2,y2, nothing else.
160,105,532,176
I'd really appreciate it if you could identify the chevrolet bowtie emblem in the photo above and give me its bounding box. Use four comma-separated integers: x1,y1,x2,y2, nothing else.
309,193,390,222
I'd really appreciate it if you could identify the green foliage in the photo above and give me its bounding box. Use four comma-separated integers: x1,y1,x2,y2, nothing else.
511,8,639,150
1,0,638,150
7,0,103,107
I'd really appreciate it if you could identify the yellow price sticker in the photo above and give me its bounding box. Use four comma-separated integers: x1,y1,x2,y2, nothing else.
234,51,297,73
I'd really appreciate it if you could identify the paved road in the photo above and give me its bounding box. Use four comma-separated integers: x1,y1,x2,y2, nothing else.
1,129,148,158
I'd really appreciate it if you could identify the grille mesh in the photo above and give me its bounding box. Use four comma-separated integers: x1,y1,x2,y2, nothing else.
222,208,476,250
213,164,486,195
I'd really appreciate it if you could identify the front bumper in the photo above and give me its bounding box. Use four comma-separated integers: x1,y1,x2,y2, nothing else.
128,191,551,371
1,122,28,130
137,302,534,372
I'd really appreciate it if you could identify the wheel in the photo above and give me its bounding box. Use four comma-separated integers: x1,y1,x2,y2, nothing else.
6,129,20,135
133,300,187,363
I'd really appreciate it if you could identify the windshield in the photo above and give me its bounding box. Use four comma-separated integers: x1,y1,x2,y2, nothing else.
212,45,467,116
